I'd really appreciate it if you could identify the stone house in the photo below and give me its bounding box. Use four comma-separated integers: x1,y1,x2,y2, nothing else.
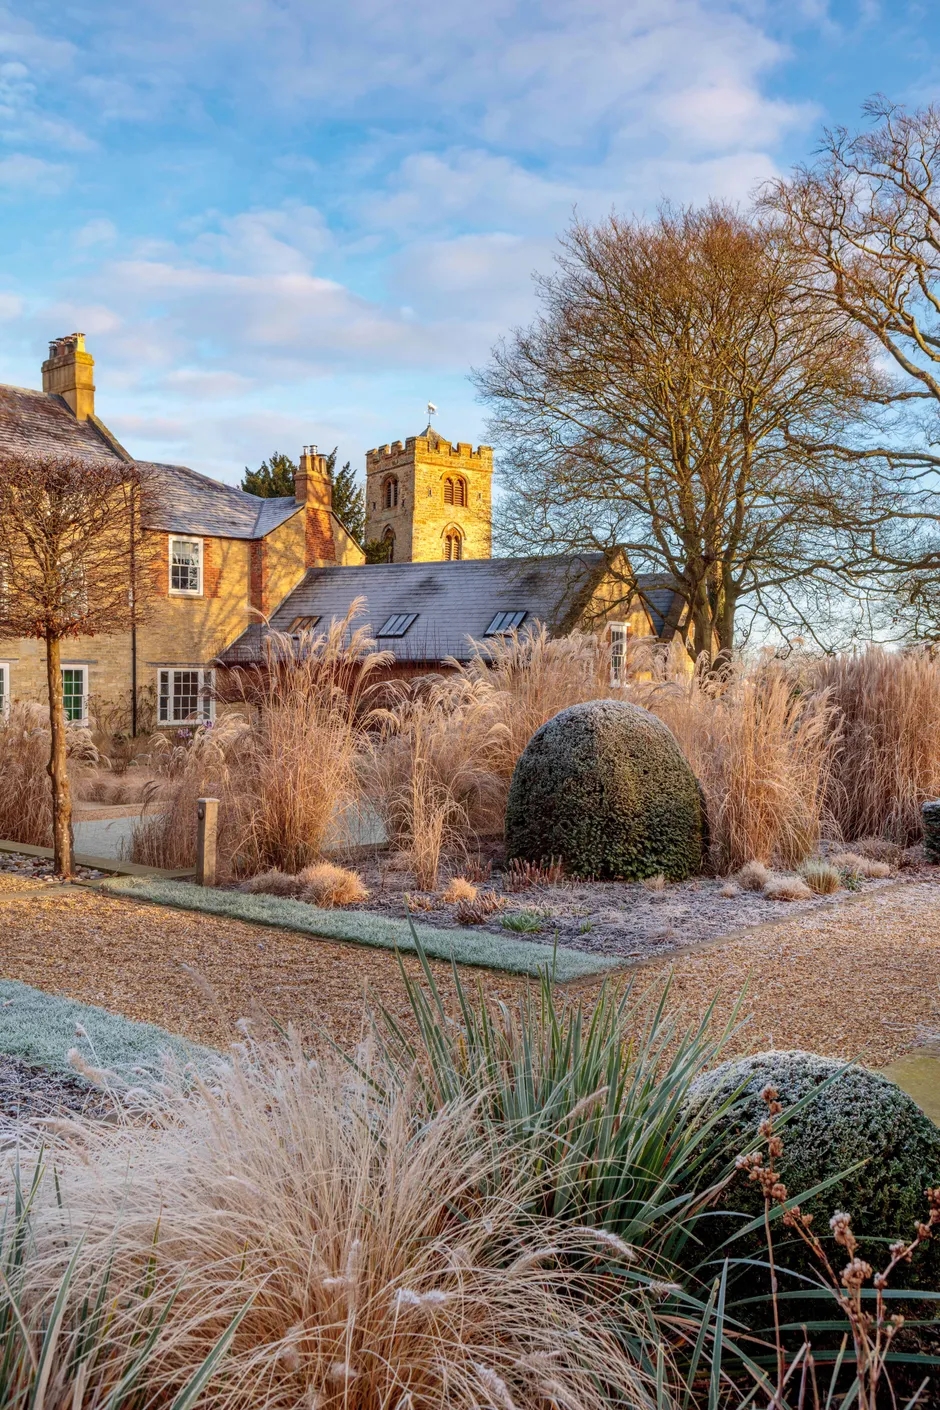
0,333,683,725
0,334,362,728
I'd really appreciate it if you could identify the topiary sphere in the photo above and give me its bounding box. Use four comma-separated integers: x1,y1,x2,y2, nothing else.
685,1050,940,1288
504,699,705,881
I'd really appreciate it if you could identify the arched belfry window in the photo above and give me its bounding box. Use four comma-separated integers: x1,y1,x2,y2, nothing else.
443,529,463,561
443,477,467,507
383,476,399,510
383,526,395,563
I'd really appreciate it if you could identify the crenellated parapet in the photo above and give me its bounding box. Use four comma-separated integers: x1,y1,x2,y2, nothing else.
364,427,493,563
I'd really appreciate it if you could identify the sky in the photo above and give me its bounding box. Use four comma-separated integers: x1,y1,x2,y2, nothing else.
0,0,938,488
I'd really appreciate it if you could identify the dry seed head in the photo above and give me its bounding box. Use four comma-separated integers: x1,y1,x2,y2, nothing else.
327,1362,359,1383
573,1226,637,1261
841,1257,873,1290
472,1361,518,1410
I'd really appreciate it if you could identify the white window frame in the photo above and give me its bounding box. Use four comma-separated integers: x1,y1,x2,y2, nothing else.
0,662,9,718
157,668,215,725
61,664,89,725
609,622,630,685
168,536,204,597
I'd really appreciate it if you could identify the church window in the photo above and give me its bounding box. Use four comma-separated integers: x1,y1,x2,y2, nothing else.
383,477,399,509
443,477,467,506
443,530,463,561
383,526,395,562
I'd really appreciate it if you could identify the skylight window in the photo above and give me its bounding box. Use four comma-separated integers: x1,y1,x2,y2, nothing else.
485,610,528,636
377,612,418,637
288,615,321,631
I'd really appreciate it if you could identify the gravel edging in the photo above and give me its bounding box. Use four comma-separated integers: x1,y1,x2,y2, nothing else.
95,876,623,981
0,977,217,1080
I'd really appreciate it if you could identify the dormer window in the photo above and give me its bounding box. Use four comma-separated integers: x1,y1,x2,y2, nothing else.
169,536,203,595
383,476,399,510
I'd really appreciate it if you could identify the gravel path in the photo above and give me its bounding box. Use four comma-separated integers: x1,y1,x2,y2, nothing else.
0,887,526,1054
611,879,940,1068
0,880,937,1077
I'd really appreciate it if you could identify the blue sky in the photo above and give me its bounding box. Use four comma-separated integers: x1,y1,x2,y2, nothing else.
0,0,937,487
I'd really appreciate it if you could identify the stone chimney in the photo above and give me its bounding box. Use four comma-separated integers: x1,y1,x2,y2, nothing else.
295,444,332,511
296,444,336,565
41,333,96,420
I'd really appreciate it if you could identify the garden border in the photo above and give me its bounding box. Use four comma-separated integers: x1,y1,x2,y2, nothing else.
0,977,217,1079
92,876,624,981
0,837,195,879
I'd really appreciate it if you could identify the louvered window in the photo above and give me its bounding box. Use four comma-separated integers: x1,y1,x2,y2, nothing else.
443,531,463,561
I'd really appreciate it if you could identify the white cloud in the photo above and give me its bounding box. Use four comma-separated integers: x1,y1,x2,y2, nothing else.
0,151,69,193
75,216,118,247
0,0,840,480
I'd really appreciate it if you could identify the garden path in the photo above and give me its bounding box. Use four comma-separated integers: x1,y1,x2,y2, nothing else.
0,879,937,1070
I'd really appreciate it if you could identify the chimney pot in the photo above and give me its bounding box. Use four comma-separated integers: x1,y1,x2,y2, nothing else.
41,331,95,420
295,445,332,511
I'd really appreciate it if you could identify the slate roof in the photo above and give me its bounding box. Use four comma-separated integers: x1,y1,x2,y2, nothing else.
139,462,300,539
220,556,680,665
0,384,121,460
0,382,301,540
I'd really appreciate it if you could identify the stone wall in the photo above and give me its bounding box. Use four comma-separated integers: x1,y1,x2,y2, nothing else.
364,432,493,563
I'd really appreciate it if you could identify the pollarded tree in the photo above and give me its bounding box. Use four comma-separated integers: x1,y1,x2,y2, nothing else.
0,453,151,876
475,204,888,660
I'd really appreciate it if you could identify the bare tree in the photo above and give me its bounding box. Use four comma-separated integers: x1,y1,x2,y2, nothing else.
0,454,151,876
765,100,940,635
475,204,888,660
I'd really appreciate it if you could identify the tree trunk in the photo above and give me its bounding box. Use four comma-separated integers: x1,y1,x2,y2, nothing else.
45,632,74,878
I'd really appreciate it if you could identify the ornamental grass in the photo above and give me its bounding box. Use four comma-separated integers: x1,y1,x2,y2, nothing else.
9,1038,658,1410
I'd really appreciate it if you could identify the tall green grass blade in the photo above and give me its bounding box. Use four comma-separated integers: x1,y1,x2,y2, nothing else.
167,1295,255,1410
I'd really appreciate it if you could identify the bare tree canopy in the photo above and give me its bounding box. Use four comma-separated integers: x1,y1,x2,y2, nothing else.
475,204,889,660
765,100,940,637
765,98,940,411
0,452,152,875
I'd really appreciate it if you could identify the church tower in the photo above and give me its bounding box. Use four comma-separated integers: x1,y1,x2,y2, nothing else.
364,426,493,563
